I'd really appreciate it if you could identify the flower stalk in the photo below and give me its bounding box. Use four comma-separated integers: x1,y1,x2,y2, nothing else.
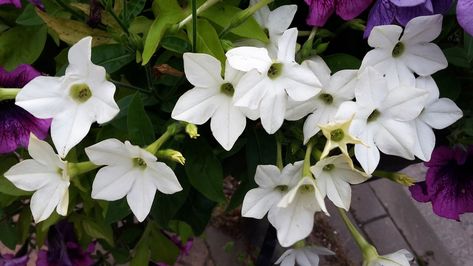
177,0,221,30
302,140,315,178
67,161,99,177
373,170,415,186
276,133,284,170
146,123,184,155
0,88,20,101
219,0,274,37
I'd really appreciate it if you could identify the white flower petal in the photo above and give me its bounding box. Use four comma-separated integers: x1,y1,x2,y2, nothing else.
327,70,357,98
382,85,428,121
171,88,221,124
285,97,317,121
255,165,284,188
250,0,269,26
56,188,69,216
224,60,244,85
259,90,287,134
401,15,442,44
375,120,416,159
421,98,463,129
267,5,297,36
30,182,68,223
85,138,134,166
126,176,157,222
415,76,439,104
282,65,321,101
233,71,268,110
355,131,380,175
241,188,282,219
403,43,447,76
50,105,95,158
302,56,331,87
66,36,92,75
318,174,352,210
27,135,64,169
183,53,223,88
146,162,182,194
277,28,298,63
4,160,59,191
226,47,272,72
368,25,402,48
355,67,388,108
210,98,246,151
275,250,296,266
91,165,136,200
15,76,68,119
413,120,435,161
86,87,119,124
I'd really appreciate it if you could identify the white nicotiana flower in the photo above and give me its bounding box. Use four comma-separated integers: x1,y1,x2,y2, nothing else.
311,155,368,211
285,57,357,143
275,245,334,266
16,36,119,158
336,67,428,175
241,162,301,219
4,134,69,223
363,249,414,266
171,53,246,151
85,138,182,222
361,15,447,88
412,76,463,161
271,170,328,247
226,28,322,134
250,0,297,55
318,116,363,160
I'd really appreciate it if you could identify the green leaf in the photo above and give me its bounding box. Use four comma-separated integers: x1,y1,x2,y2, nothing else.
161,35,192,54
149,228,179,264
0,25,47,71
324,53,361,72
130,240,151,266
120,0,147,26
17,208,32,244
92,44,134,73
168,220,194,242
127,93,156,146
186,19,226,65
0,221,18,249
104,199,131,224
16,4,44,26
184,139,225,203
142,0,185,65
444,47,470,68
433,70,462,100
82,219,115,246
176,189,215,235
201,3,268,43
464,32,473,62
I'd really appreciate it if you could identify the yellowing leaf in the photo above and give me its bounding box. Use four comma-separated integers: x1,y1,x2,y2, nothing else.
70,3,121,31
36,8,115,46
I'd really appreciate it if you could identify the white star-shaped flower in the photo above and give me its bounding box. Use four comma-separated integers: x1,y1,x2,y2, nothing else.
412,76,463,161
241,162,301,219
226,28,322,134
336,67,428,174
285,57,357,143
85,138,182,222
363,249,414,266
171,53,246,151
361,15,447,88
311,155,368,211
271,172,328,247
16,36,119,158
275,245,334,266
250,0,297,56
4,134,69,223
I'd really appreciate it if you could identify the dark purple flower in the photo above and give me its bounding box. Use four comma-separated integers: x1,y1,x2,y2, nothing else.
0,65,51,154
304,0,373,26
409,146,473,220
0,0,21,8
0,253,28,266
457,0,473,36
364,0,452,37
36,221,95,266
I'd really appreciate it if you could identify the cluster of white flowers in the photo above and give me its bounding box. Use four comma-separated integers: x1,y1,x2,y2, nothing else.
5,37,182,223
170,4,462,266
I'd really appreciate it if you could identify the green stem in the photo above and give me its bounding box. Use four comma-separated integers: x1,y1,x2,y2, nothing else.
67,161,99,178
145,123,184,155
0,88,20,101
191,0,197,53
276,138,283,170
177,0,221,30
373,170,415,186
219,0,274,38
302,140,314,178
337,208,378,260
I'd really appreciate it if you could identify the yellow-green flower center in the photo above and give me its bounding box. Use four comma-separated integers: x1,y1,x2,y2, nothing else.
367,109,380,122
392,42,405,58
133,157,147,168
300,184,314,193
70,83,92,103
330,128,344,141
319,93,334,104
275,185,288,192
267,63,283,79
323,164,335,171
220,82,234,96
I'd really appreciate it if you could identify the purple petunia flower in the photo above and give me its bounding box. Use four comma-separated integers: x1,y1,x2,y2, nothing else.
304,0,373,27
457,0,473,36
0,0,21,8
0,65,51,154
364,0,452,37
409,145,473,220
36,221,95,266
0,253,28,266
